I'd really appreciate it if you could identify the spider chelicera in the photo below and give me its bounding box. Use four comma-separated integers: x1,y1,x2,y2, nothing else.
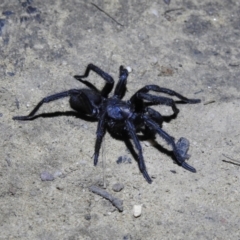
13,64,201,183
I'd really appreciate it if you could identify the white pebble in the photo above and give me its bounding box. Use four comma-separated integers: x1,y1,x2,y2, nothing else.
133,205,142,217
150,9,159,17
61,60,67,66
33,44,44,50
150,56,158,65
126,66,132,73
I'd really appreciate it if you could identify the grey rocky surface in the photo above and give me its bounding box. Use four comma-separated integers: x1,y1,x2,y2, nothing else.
1,0,240,239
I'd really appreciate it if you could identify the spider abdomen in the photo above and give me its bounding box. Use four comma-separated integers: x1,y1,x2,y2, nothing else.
69,88,102,115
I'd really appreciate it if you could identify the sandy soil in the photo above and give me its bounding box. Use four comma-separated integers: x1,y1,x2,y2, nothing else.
1,1,240,239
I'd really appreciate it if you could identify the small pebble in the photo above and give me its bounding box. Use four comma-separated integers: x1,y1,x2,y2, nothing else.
84,214,91,221
112,183,124,192
126,66,132,73
123,234,132,240
40,171,54,181
150,9,158,17
56,184,64,190
33,44,44,50
0,19,6,35
20,16,29,23
26,6,37,14
138,32,147,41
21,2,28,7
164,0,171,5
116,156,132,164
117,156,123,164
133,205,142,218
150,56,158,65
2,11,14,16
7,72,15,76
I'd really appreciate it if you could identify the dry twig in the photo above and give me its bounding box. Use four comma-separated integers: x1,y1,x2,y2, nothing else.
222,154,240,166
91,3,124,27
89,185,123,212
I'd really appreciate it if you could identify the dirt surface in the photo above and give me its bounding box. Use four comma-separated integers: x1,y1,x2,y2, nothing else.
1,1,240,239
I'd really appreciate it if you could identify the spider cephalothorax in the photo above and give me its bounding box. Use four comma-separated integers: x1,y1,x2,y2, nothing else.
13,64,201,183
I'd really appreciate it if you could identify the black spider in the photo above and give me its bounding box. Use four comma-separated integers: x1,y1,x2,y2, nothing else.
13,64,201,183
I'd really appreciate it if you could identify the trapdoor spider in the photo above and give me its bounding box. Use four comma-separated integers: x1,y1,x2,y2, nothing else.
13,64,201,183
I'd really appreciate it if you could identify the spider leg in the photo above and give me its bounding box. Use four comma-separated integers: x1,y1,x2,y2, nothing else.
74,63,114,97
130,85,201,104
141,107,164,139
93,111,107,166
74,78,99,93
146,107,163,125
137,92,180,116
143,115,196,173
126,119,152,184
113,65,128,99
13,89,81,120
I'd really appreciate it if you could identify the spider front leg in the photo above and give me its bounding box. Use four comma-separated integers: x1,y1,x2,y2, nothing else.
74,63,114,97
12,89,80,121
93,111,107,166
146,107,164,125
126,119,152,183
143,115,196,173
131,85,201,104
136,92,180,116
113,66,128,99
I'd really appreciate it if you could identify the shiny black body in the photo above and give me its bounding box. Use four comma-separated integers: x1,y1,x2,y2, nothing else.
13,64,201,183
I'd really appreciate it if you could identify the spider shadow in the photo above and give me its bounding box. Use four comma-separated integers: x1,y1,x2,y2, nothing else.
109,100,192,169
145,100,191,123
109,129,177,170
24,111,98,122
27,107,181,169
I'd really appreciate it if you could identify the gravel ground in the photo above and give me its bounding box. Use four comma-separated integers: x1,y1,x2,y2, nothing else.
1,1,240,239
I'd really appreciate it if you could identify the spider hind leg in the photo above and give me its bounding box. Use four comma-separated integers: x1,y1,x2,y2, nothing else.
143,115,196,173
13,89,80,121
126,120,152,184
